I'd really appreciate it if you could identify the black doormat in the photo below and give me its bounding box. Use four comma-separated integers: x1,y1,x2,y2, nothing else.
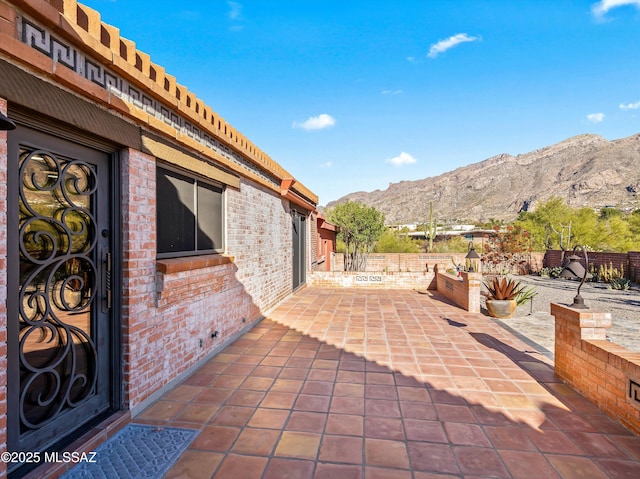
61,424,198,479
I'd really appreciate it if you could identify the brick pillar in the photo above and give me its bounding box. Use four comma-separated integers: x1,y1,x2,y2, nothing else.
553,303,611,388
120,148,157,411
629,251,640,283
552,303,640,434
435,271,481,313
464,271,482,313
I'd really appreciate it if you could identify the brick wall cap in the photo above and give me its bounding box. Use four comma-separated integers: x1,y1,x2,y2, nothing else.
551,302,612,318
156,254,234,274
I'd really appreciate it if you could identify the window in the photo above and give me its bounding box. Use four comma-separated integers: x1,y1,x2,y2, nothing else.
157,165,224,257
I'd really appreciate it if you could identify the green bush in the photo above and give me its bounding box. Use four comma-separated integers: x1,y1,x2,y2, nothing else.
373,230,421,253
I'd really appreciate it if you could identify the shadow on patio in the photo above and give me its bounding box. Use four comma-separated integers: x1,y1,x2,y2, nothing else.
136,288,640,478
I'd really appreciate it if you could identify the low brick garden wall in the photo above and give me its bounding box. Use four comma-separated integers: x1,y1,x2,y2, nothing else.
435,271,482,313
552,303,640,434
545,250,640,282
308,271,436,290
307,269,481,314
331,252,546,275
330,253,468,273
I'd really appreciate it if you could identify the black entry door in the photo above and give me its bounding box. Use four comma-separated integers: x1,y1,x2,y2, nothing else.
292,210,306,290
7,126,115,468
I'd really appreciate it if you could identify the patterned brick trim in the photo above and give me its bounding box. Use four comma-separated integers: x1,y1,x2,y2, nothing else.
18,14,282,188
5,0,317,203
629,378,640,411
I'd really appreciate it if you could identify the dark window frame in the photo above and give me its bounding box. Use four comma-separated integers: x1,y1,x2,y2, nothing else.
156,163,225,258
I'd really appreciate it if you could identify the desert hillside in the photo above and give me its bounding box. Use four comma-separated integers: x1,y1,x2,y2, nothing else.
327,133,640,224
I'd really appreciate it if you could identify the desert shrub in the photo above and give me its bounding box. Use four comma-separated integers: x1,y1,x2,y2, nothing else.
539,267,562,278
608,278,631,290
598,262,624,283
482,225,532,275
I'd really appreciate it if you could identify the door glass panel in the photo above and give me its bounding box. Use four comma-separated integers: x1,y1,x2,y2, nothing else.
18,147,98,432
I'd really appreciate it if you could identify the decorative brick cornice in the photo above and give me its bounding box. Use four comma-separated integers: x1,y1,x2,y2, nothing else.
2,0,318,204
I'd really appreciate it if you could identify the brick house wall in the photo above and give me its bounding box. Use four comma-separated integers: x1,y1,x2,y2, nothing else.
120,148,159,411
122,154,295,411
0,1,317,475
310,212,319,270
315,214,337,272
225,180,295,312
0,99,8,479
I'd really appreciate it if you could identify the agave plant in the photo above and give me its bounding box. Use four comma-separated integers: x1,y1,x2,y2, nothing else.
515,285,537,306
608,278,631,291
483,276,523,301
483,276,537,306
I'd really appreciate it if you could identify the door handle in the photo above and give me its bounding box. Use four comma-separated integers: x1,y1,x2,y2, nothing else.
103,250,112,310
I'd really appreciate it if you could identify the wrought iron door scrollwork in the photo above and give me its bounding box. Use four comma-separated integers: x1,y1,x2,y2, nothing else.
18,147,99,431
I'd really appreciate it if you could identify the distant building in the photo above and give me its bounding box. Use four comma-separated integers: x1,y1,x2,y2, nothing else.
315,214,339,271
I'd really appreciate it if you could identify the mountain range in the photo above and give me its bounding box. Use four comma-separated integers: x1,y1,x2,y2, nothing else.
326,133,640,225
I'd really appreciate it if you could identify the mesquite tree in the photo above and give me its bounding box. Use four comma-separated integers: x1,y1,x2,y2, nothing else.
327,201,385,271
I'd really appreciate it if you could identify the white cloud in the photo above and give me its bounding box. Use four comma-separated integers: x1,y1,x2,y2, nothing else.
293,114,336,131
386,152,417,166
320,161,333,168
381,90,403,95
591,0,640,18
620,101,640,110
228,1,242,20
587,112,605,123
227,1,245,30
427,33,480,59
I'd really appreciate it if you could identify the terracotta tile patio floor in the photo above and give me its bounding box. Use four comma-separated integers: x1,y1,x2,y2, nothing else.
135,288,640,479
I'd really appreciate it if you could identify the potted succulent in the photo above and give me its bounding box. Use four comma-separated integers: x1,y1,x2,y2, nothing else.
482,276,536,319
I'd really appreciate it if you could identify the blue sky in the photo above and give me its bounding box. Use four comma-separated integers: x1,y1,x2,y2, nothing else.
82,0,640,205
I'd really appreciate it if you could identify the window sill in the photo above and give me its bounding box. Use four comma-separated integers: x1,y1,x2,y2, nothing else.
157,254,234,274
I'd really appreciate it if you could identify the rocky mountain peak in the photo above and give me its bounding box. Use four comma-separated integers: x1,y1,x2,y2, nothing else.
327,132,640,224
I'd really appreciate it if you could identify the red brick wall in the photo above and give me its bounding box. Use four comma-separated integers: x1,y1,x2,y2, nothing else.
332,252,545,275
332,253,466,273
316,220,337,272
310,212,318,269
226,180,294,309
552,303,640,434
122,153,296,412
0,1,314,467
543,250,563,269
544,250,637,280
0,98,9,479
120,148,159,410
628,252,640,283
435,271,482,313
308,271,436,290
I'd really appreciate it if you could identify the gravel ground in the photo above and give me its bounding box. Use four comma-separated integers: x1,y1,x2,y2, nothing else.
482,275,640,358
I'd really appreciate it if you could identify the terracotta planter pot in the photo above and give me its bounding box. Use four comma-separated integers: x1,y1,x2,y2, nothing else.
485,299,518,319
